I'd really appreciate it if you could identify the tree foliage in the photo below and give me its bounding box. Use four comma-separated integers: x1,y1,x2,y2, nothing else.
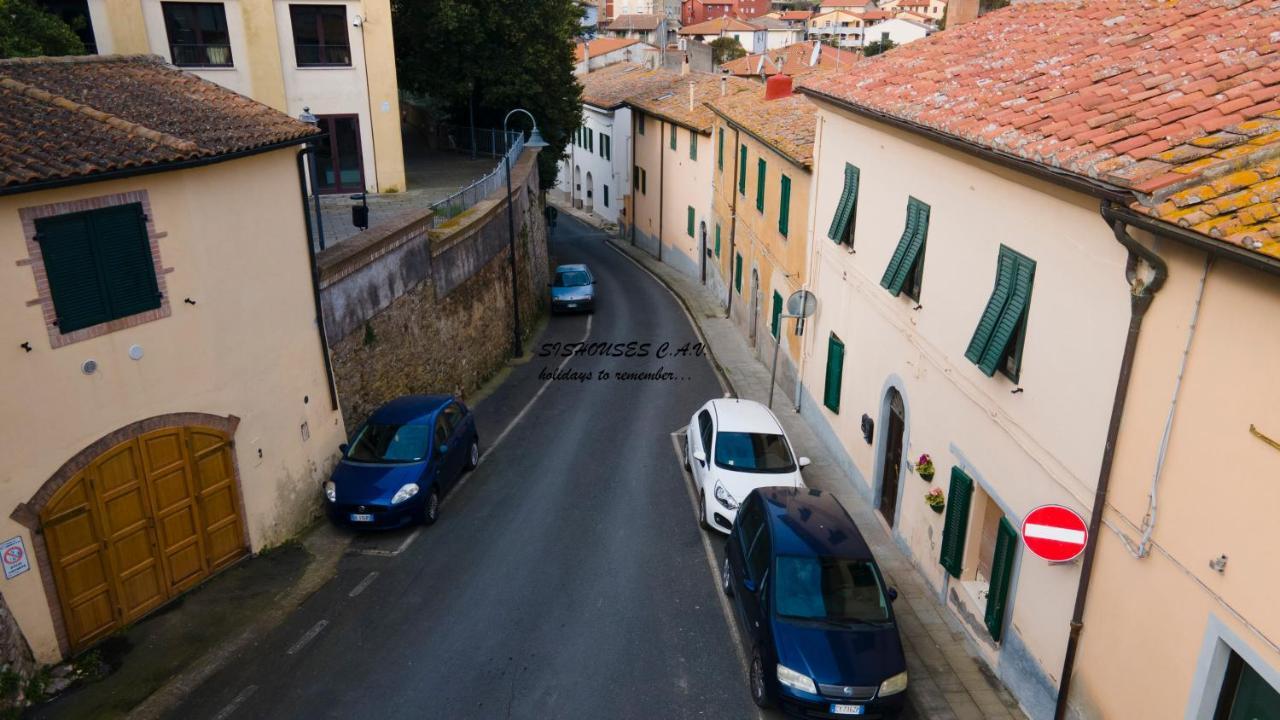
0,0,86,58
708,37,746,65
862,38,897,57
393,0,583,188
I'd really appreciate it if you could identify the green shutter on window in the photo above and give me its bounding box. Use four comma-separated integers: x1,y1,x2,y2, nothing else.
93,204,161,318
690,132,698,160
739,145,747,194
779,174,791,237
715,224,721,256
966,247,1036,377
827,164,861,242
687,206,695,237
881,198,930,296
670,125,677,151
638,114,645,135
756,158,766,212
718,128,724,170
37,213,111,333
735,253,743,293
984,517,1018,641
771,291,783,338
823,334,844,412
939,467,973,578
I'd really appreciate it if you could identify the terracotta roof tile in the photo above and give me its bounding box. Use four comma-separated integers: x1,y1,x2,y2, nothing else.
602,14,663,31
579,62,680,109
627,72,758,133
721,41,860,79
679,16,760,34
797,0,1280,258
709,86,817,168
0,54,318,191
576,37,641,63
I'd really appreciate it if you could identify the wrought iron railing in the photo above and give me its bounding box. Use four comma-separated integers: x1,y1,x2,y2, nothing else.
428,130,524,227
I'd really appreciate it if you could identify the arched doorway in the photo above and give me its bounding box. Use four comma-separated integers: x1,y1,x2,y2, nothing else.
573,165,582,209
33,419,247,653
585,171,594,212
878,388,906,527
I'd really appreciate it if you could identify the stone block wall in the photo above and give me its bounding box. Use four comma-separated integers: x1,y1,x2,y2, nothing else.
317,149,549,432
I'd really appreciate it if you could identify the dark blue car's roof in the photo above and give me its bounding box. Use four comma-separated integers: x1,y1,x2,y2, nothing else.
368,395,453,425
758,488,873,561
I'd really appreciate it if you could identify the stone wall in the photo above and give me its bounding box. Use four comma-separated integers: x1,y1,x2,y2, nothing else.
317,149,549,431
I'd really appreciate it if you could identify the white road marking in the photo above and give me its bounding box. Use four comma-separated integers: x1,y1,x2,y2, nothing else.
348,571,379,597
349,528,421,557
1024,524,1086,544
211,685,257,720
286,619,328,656
670,432,764,720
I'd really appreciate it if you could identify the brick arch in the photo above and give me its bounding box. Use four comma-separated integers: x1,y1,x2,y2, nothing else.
10,412,240,658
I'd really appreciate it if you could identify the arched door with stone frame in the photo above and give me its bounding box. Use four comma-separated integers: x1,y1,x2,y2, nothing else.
36,421,247,653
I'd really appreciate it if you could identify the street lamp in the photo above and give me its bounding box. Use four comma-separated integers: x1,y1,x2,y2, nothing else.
502,108,549,359
298,106,327,251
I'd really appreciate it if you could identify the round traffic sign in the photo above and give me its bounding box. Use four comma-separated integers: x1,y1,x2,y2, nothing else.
3,546,23,564
1021,504,1088,563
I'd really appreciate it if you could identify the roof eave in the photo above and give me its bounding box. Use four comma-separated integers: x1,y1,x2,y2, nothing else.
709,104,813,170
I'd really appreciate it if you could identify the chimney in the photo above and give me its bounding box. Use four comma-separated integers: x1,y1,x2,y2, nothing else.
583,41,591,72
720,74,727,96
680,51,690,75
764,73,793,101
947,0,980,26
688,80,696,110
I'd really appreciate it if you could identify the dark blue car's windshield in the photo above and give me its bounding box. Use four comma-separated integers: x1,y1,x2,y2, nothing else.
714,432,795,473
774,556,890,624
347,423,431,463
554,270,591,287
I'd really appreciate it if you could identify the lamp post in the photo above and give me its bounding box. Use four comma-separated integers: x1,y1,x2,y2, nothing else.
502,108,549,359
298,106,327,251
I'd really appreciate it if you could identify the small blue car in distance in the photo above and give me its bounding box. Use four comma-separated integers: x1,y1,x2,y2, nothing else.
324,395,479,529
550,263,596,313
723,488,908,719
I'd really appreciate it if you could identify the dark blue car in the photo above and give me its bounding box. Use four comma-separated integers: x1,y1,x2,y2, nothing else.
722,488,908,719
549,263,596,313
324,395,479,529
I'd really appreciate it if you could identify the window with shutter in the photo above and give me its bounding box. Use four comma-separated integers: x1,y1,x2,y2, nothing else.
771,291,782,338
984,517,1018,641
715,224,721,257
718,128,724,170
36,203,160,334
670,125,677,151
604,185,610,208
880,197,930,298
779,174,791,237
965,246,1036,382
823,334,844,412
735,253,743,293
827,164,860,245
756,158,767,213
739,145,747,195
690,132,698,161
687,206,695,237
938,467,973,578
638,114,645,135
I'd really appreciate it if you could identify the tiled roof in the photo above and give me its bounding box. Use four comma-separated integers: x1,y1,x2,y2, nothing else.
896,0,938,7
798,0,1280,259
0,55,318,192
750,17,792,30
576,37,641,62
709,87,817,168
779,10,814,20
822,0,872,7
579,62,678,109
603,13,663,31
861,10,894,19
722,41,860,79
627,72,758,133
679,16,760,34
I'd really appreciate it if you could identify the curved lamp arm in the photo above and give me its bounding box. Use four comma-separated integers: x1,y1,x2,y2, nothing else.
503,108,538,134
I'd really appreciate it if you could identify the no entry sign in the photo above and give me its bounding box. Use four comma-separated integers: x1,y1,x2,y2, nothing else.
1021,505,1088,563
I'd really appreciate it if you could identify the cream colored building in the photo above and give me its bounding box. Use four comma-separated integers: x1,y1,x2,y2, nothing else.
78,0,405,193
0,56,344,663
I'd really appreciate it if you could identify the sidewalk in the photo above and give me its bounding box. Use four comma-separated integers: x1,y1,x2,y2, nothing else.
556,200,1028,720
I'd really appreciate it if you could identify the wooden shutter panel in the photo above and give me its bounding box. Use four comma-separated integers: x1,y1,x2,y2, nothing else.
823,334,844,412
984,517,1018,641
735,253,743,292
827,164,860,241
92,203,161,319
715,224,721,256
670,125,676,150
718,128,724,170
771,291,783,338
36,213,112,333
977,255,1035,376
687,206,695,237
938,467,973,578
964,248,1018,368
756,158,766,212
779,175,791,237
882,199,929,296
690,132,697,160
739,145,748,194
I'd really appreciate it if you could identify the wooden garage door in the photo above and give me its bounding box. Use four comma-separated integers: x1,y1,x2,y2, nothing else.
41,427,247,651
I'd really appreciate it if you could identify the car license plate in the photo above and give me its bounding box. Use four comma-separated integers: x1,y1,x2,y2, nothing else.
566,303,577,308
349,513,374,522
830,705,864,716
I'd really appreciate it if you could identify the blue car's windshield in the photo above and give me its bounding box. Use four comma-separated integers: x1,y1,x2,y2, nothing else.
713,432,796,473
347,423,431,463
554,270,592,287
774,556,890,624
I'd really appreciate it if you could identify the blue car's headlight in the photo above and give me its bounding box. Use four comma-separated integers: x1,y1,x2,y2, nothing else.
391,483,420,505
323,481,336,503
776,664,817,695
714,481,738,511
879,671,908,696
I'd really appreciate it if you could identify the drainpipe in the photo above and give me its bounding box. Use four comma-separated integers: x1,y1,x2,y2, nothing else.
658,121,665,262
296,148,340,412
725,126,741,319
1053,200,1169,719
630,109,637,246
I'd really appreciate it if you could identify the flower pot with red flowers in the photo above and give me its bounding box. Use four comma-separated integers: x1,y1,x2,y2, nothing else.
925,487,945,513
915,453,935,482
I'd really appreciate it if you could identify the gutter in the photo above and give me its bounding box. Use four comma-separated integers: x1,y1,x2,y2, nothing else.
295,148,340,413
1053,200,1169,719
658,120,665,262
0,135,318,198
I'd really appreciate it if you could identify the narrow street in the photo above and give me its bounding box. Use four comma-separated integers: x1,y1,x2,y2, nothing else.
164,216,809,719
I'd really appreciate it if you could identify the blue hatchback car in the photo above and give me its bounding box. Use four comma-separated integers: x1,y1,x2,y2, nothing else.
324,395,479,529
549,263,596,313
722,488,908,719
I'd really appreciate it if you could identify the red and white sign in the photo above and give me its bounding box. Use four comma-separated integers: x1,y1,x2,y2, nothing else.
1021,505,1088,563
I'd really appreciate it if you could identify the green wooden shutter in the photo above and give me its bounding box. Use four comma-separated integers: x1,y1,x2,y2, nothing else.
771,291,783,338
977,252,1035,377
670,125,677,150
823,334,844,412
718,128,724,170
93,204,161,318
715,224,721,256
739,145,747,194
779,174,791,237
984,517,1018,641
687,206,695,237
690,132,698,160
938,467,973,578
827,163,861,243
756,158,766,212
638,114,645,135
964,249,1016,366
735,253,743,293
881,198,930,296
37,213,112,333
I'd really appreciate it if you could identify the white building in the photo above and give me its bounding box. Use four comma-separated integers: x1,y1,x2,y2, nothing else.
679,16,768,54
574,38,659,75
751,17,807,49
864,17,933,47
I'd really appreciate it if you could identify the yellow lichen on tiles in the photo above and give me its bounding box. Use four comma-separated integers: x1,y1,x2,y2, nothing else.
1163,206,1215,225
1192,132,1244,148
1248,130,1280,146
1241,203,1280,224
1166,183,1216,207
1208,189,1264,214
1209,169,1264,195
1192,214,1244,238
1174,156,1225,175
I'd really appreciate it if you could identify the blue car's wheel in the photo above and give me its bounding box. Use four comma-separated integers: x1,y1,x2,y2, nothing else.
466,438,479,471
721,556,733,597
422,486,440,526
750,647,772,709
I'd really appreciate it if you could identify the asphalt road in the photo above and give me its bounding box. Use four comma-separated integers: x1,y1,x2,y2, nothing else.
165,215,781,720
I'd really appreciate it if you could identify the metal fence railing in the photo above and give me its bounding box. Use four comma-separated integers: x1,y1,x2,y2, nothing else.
428,130,525,227
436,125,516,158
